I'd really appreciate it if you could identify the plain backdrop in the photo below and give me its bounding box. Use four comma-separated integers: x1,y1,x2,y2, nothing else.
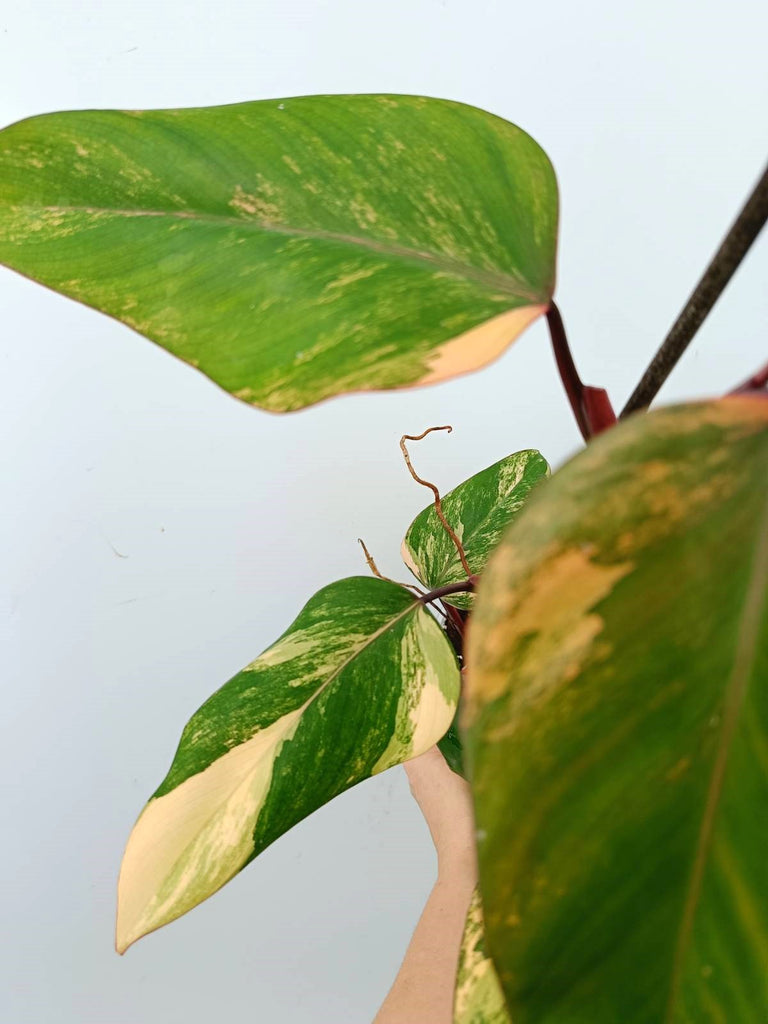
1,2,767,1021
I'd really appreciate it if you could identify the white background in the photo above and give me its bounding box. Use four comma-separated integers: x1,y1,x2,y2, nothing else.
1,2,766,1021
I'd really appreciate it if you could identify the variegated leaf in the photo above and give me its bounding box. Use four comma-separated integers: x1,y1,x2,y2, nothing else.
438,710,466,777
117,576,459,952
454,888,511,1024
464,398,768,1022
402,449,549,608
0,96,558,411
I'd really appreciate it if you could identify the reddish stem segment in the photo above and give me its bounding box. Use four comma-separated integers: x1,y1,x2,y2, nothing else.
731,360,768,395
441,600,467,638
419,577,479,605
582,386,618,435
546,302,617,440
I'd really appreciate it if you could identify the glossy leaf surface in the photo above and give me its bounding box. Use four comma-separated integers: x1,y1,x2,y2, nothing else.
438,709,466,777
402,449,549,608
0,96,558,410
117,577,459,952
465,398,768,1022
454,888,511,1024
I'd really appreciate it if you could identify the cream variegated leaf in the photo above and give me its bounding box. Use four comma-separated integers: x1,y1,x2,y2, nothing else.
402,449,549,608
0,96,558,411
465,398,768,1022
117,576,459,953
454,888,511,1024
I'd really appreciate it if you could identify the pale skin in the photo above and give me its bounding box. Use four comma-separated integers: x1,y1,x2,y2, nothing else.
373,745,478,1024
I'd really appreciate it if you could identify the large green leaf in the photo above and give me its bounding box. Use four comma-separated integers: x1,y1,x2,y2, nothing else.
454,888,511,1024
117,576,459,953
0,96,558,411
402,449,549,608
464,398,768,1022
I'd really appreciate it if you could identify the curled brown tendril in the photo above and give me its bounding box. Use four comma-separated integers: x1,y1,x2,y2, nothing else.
399,426,472,578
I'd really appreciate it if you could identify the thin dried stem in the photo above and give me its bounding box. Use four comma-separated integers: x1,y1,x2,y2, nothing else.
358,537,386,579
357,538,425,595
399,427,473,577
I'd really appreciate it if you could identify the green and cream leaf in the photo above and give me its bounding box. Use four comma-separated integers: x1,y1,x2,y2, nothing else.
402,449,549,607
454,888,511,1024
464,398,768,1022
117,576,459,953
0,95,558,410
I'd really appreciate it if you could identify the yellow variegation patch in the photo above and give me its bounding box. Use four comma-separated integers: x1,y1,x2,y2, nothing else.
465,398,768,1023
0,96,558,410
454,888,511,1024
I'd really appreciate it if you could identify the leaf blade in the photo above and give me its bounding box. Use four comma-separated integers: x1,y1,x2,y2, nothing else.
117,576,459,952
402,449,549,607
464,398,768,1022
0,96,558,410
454,888,512,1024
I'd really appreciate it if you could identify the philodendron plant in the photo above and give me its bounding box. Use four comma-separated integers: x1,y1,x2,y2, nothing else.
1,94,766,1022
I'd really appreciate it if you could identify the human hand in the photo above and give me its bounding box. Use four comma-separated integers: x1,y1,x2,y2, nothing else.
404,745,478,882
375,746,479,1023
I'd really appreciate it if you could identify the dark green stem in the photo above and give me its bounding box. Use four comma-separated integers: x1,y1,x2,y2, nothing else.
621,162,768,417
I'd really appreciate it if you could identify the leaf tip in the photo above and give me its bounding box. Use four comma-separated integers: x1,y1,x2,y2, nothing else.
114,910,136,956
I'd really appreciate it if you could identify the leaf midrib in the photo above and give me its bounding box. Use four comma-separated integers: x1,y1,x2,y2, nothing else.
6,202,546,302
151,592,424,898
664,481,768,1019
176,591,423,799
291,594,421,719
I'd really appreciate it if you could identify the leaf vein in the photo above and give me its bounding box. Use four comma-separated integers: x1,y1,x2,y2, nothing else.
665,482,768,1019
6,202,544,301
